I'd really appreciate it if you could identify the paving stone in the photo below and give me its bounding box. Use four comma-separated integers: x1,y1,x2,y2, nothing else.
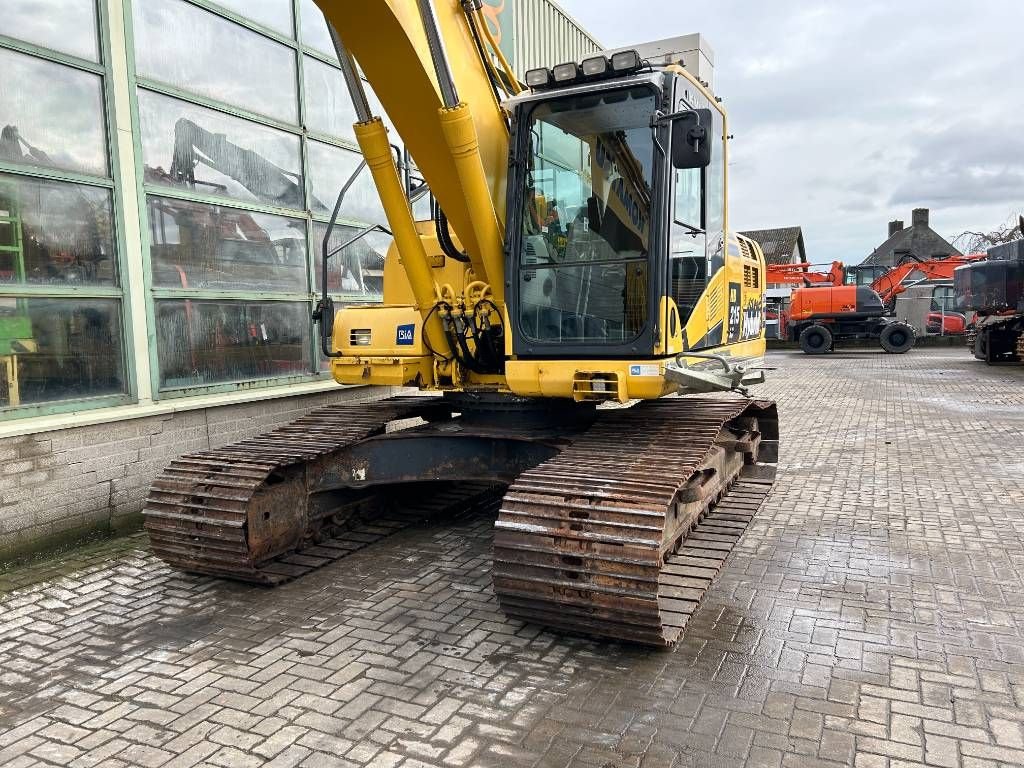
0,351,1022,768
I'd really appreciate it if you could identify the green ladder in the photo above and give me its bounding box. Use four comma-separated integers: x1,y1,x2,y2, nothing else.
0,179,32,409
0,178,25,282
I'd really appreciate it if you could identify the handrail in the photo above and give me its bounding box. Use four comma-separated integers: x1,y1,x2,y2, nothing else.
314,158,393,359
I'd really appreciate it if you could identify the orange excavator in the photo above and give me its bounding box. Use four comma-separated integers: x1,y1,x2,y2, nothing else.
766,260,844,288
767,254,983,354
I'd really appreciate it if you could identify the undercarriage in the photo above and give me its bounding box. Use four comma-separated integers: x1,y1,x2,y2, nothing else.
143,393,778,647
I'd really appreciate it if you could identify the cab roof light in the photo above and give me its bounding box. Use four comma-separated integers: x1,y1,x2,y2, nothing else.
552,62,580,83
581,55,610,77
611,49,642,72
525,67,553,89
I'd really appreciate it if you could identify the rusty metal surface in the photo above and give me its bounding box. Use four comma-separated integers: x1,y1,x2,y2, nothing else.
492,397,779,647
143,397,447,584
144,390,779,647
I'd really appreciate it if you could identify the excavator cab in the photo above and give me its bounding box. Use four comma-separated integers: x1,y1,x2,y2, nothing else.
497,54,769,397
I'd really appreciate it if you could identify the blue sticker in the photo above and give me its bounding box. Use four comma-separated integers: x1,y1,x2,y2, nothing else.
630,365,641,376
396,324,415,346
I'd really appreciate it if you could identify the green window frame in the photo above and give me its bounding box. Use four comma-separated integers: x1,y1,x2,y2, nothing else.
0,1,137,421
124,0,394,399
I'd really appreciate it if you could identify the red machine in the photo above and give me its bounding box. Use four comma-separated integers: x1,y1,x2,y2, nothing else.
768,254,982,354
766,261,844,287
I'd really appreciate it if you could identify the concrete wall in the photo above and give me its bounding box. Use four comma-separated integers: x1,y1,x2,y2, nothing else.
0,386,394,560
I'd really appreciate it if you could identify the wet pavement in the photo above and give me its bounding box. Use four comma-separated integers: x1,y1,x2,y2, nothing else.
1,349,1023,768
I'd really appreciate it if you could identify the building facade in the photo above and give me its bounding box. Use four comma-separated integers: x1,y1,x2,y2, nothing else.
860,208,961,270
739,227,807,339
0,0,599,557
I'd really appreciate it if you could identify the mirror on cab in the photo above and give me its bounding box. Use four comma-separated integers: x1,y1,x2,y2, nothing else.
671,108,713,169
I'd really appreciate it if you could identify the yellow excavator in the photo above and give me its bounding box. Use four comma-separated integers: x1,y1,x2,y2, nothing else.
143,0,778,647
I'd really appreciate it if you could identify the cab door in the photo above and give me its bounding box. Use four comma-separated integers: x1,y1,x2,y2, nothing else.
702,104,727,343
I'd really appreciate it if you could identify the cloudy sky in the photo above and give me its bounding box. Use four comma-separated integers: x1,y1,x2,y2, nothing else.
557,0,1024,263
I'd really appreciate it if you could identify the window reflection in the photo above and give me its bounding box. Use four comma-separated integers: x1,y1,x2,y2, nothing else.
518,88,655,344
155,299,311,388
313,222,389,297
147,197,307,293
0,48,108,177
0,297,126,409
303,56,357,141
299,0,337,59
0,175,117,287
210,0,293,36
307,141,386,225
674,168,702,228
365,83,402,152
5,0,100,62
139,90,304,210
134,0,299,123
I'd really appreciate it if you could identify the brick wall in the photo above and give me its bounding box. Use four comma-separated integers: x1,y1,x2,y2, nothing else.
0,386,394,560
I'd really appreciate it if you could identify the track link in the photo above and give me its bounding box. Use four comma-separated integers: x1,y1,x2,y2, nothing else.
145,392,779,648
492,397,778,647
143,397,448,584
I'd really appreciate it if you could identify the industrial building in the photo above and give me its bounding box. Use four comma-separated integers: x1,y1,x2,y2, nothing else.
0,0,600,557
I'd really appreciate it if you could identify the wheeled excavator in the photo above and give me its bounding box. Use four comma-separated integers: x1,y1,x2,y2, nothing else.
775,254,981,354
143,1,778,647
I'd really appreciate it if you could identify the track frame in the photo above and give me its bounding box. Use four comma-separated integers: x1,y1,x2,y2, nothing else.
144,394,777,646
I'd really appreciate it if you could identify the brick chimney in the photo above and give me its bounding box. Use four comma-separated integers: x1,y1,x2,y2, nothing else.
912,208,929,227
888,220,904,237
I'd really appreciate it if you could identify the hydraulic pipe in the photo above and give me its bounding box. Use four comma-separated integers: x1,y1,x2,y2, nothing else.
329,26,372,123
471,3,522,95
416,0,460,109
439,104,506,305
411,0,504,301
353,118,449,359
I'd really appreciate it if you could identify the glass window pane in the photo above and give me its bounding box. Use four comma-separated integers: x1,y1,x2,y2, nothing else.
313,222,389,298
539,122,583,171
5,0,100,61
210,0,293,36
147,197,307,293
0,49,108,177
707,109,725,237
0,297,126,409
412,190,431,222
674,168,701,228
134,0,299,124
155,299,311,388
303,56,357,141
0,174,118,287
307,141,385,225
299,0,336,59
138,90,304,210
518,264,648,344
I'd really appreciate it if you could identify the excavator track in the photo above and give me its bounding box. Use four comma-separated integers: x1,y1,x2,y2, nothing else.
492,397,778,647
145,394,778,647
143,396,453,585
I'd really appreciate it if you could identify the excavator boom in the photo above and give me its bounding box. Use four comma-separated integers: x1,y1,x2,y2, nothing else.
870,253,982,308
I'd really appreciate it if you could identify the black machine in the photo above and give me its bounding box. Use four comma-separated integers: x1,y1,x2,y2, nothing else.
956,239,1024,363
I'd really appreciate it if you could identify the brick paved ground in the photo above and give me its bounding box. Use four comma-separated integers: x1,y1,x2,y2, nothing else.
1,349,1023,768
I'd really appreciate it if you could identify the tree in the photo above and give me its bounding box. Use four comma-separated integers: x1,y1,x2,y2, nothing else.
952,213,1024,254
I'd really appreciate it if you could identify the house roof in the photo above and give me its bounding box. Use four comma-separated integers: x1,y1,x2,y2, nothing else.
739,227,806,266
862,224,961,267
